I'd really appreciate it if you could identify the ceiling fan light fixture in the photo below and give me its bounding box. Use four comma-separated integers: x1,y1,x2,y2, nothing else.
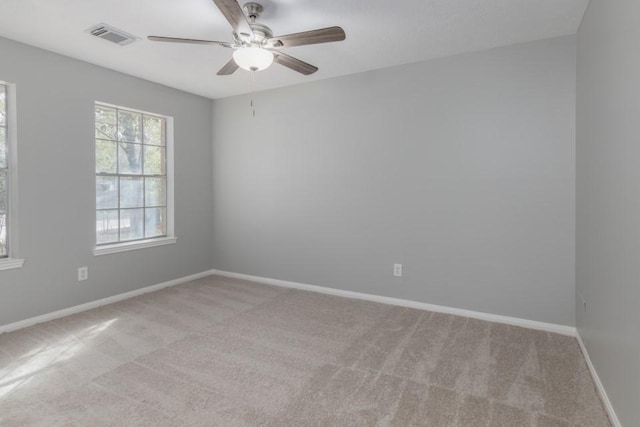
233,47,273,71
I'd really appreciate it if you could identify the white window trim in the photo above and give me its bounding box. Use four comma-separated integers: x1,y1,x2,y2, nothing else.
0,257,24,271
93,236,177,256
93,103,175,256
0,81,24,271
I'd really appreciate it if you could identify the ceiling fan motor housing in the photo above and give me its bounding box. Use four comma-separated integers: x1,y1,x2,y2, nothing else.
243,2,263,20
233,3,273,45
249,23,273,43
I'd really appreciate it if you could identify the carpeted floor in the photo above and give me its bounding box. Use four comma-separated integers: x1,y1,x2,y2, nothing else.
0,275,611,426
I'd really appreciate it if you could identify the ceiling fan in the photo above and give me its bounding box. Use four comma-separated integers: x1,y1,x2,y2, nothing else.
148,0,346,76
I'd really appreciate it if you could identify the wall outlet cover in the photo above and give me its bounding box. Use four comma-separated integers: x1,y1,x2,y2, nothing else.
394,263,402,277
78,267,88,282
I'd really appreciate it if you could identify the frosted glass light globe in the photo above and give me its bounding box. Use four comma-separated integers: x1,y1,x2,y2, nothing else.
233,47,274,72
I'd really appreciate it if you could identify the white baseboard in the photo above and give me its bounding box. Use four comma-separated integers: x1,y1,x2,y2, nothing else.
2,268,577,338
0,270,214,335
576,333,622,427
212,269,577,337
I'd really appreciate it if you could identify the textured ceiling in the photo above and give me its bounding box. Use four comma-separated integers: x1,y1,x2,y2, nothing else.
0,0,588,99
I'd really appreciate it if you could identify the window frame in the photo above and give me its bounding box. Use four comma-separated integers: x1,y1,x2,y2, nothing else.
93,102,175,256
0,81,24,271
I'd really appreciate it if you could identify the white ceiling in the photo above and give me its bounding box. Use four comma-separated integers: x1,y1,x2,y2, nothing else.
0,0,588,99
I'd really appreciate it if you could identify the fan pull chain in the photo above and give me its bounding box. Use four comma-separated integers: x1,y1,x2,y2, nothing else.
250,70,256,117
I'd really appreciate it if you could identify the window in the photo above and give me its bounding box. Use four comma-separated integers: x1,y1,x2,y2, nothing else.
94,103,174,255
0,84,8,258
0,81,23,270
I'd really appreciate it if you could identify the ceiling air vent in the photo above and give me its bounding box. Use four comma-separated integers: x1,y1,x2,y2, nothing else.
87,23,138,46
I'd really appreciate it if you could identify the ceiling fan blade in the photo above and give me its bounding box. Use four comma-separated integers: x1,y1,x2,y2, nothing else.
217,58,239,75
148,36,233,48
268,26,346,48
212,0,254,39
272,51,318,75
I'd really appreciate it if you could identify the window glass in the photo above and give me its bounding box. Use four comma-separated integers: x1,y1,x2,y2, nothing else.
0,85,8,257
95,104,169,245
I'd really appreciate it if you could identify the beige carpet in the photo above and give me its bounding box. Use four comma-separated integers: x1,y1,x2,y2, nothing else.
0,275,611,426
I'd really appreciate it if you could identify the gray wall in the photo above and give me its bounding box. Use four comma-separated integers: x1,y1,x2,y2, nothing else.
212,36,577,326
0,37,214,326
576,1,640,425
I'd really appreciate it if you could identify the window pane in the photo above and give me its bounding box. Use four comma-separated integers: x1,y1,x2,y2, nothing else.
95,123,116,140
95,105,117,140
120,177,143,208
0,87,6,257
0,162,5,256
0,212,6,257
145,177,166,207
96,176,118,209
120,208,144,241
145,207,166,238
96,140,117,173
96,209,119,244
0,128,5,169
118,143,142,174
0,168,6,214
144,115,165,146
0,85,5,126
118,110,142,143
95,105,116,125
143,145,165,175
0,167,5,188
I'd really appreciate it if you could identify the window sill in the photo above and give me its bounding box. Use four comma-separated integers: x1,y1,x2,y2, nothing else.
94,237,177,256
0,258,25,271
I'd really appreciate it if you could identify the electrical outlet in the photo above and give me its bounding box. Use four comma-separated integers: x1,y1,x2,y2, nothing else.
393,263,402,277
78,266,88,282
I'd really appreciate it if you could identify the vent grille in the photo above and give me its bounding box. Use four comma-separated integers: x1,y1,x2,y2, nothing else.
87,23,137,46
